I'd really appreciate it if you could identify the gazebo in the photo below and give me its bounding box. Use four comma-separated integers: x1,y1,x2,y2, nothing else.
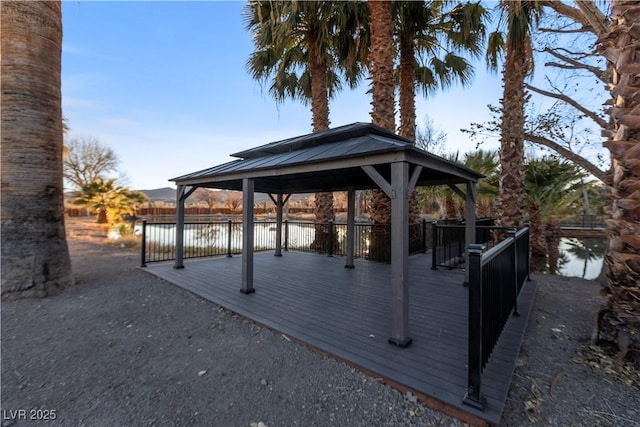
170,122,483,348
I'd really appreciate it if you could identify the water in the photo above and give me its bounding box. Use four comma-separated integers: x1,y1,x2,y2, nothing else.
556,237,605,280
136,223,607,280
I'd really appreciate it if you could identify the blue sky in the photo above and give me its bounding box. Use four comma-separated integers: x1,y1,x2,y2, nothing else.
62,1,504,190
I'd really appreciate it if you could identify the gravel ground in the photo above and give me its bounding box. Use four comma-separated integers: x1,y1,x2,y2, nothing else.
1,218,638,426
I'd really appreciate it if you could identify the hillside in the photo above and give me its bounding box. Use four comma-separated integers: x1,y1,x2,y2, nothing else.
138,187,176,203
67,186,314,206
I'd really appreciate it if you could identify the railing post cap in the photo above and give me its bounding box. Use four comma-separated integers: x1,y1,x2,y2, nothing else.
468,244,485,254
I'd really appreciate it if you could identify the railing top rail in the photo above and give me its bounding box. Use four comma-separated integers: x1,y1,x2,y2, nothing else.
514,227,529,239
480,236,513,266
478,226,529,266
141,220,427,226
434,225,503,229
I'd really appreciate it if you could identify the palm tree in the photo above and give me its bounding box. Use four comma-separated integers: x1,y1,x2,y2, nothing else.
487,1,543,230
1,1,73,299
396,1,487,142
395,1,487,247
366,0,396,259
463,149,499,217
75,179,147,225
525,157,586,262
595,0,640,358
244,1,367,251
422,150,498,220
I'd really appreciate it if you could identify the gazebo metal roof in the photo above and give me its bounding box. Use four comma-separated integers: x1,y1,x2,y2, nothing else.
171,122,483,193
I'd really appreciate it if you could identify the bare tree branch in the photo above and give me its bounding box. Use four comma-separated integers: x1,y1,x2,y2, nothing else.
542,47,607,82
543,1,591,28
575,0,609,36
553,47,594,59
525,83,608,128
525,132,607,182
544,61,586,71
539,27,590,34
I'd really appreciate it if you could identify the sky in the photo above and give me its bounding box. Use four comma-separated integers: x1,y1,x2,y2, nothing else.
62,1,504,191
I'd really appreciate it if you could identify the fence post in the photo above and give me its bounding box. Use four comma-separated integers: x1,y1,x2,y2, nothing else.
227,220,233,257
284,220,289,251
508,229,519,317
140,219,147,267
463,243,486,411
328,221,334,257
431,221,438,270
422,219,427,253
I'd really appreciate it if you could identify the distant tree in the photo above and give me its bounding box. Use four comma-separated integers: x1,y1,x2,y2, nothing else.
462,103,608,184
74,179,147,224
224,192,243,213
415,116,448,154
63,136,119,189
192,188,220,212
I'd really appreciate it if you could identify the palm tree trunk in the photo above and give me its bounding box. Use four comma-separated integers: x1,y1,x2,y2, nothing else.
493,38,529,230
596,0,640,357
398,33,416,142
398,32,421,247
308,37,336,253
368,1,396,132
529,202,547,257
368,0,395,260
1,0,73,298
545,219,562,275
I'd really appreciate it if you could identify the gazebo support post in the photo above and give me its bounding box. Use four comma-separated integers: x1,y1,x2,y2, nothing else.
345,186,355,269
174,185,196,269
241,178,255,294
269,193,291,257
389,161,412,348
174,184,186,269
275,193,283,257
464,182,477,285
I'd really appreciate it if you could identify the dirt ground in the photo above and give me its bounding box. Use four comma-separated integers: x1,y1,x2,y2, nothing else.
1,217,638,426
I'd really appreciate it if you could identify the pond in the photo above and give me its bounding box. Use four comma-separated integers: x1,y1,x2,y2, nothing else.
554,237,606,280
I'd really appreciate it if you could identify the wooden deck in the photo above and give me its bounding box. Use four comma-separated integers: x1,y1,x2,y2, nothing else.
143,251,536,426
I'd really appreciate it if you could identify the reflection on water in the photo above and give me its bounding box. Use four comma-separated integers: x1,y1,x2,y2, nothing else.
535,237,606,280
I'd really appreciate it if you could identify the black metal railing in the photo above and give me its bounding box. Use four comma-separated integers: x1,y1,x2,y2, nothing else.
431,218,496,269
140,219,433,266
559,214,606,229
140,220,253,266
463,227,530,411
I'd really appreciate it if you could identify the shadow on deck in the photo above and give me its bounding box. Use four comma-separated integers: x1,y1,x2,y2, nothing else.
142,251,535,426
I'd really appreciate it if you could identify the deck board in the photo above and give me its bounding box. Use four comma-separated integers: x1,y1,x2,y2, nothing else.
143,251,535,425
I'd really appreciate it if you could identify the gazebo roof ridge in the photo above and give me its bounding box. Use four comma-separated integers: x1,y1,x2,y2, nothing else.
230,122,413,159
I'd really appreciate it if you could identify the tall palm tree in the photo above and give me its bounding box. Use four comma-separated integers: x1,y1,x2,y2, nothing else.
487,1,543,230
395,1,487,240
244,1,367,251
367,0,396,259
396,1,487,142
368,1,396,133
595,0,640,358
1,0,73,298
